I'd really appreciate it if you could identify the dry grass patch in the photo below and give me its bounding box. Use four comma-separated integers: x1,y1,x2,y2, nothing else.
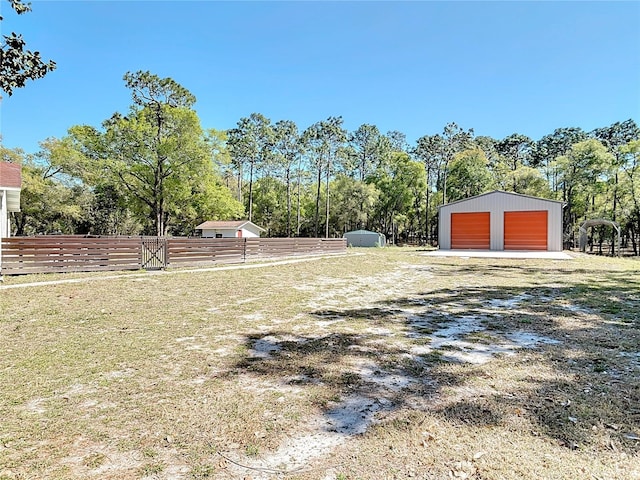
0,249,638,479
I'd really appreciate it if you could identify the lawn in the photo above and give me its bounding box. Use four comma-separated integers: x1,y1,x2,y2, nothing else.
0,248,638,479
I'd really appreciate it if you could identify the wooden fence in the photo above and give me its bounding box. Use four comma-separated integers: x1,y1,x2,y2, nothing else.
0,236,347,275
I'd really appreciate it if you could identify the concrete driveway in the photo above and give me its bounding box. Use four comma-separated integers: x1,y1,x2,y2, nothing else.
422,249,573,260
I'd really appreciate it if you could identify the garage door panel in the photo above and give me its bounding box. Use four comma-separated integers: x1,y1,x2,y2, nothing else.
504,211,547,250
451,212,490,249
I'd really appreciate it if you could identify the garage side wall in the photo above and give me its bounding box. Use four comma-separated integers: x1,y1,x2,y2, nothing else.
439,192,563,251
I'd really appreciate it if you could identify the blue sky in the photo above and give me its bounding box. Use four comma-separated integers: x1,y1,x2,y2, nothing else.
1,1,639,155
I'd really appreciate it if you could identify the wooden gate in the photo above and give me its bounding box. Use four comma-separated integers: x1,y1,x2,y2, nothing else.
141,237,167,270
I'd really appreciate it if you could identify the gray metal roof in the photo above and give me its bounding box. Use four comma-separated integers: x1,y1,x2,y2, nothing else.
344,230,381,235
437,190,564,210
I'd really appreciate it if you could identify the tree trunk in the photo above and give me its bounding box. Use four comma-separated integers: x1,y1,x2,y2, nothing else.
314,161,322,237
237,164,243,204
611,171,618,255
443,168,448,205
425,186,430,244
325,155,331,238
12,212,24,236
286,167,292,237
248,159,255,222
296,160,302,237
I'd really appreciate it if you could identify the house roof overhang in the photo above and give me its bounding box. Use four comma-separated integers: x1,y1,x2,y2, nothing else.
1,188,21,212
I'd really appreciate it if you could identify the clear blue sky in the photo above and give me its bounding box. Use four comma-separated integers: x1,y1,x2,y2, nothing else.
1,1,639,154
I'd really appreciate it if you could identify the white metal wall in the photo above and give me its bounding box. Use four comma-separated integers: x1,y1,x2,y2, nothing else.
202,228,260,238
438,191,563,251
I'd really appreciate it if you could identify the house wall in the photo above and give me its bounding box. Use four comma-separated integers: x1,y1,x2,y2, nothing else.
201,228,236,238
201,227,261,238
240,226,261,238
438,192,563,251
1,162,22,241
1,190,7,238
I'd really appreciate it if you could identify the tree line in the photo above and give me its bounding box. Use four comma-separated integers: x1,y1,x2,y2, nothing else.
2,72,640,254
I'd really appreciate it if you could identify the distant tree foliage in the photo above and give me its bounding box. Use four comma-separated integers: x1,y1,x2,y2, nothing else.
3,63,638,252
0,0,56,96
63,72,243,236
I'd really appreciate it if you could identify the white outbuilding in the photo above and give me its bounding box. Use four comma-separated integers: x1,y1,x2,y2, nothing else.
343,229,386,247
438,191,564,251
195,220,265,238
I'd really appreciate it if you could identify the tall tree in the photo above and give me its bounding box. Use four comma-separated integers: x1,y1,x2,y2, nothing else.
370,152,426,243
330,175,379,234
620,140,640,254
446,147,495,201
69,71,240,236
440,122,474,204
0,0,56,96
591,120,640,241
227,113,274,222
386,130,408,153
11,142,93,235
496,133,534,193
411,124,473,240
303,117,347,237
273,120,303,237
555,139,613,246
302,125,325,237
533,127,587,195
413,134,445,243
347,124,389,181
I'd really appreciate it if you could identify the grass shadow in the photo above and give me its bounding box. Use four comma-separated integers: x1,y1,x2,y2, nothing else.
227,265,639,454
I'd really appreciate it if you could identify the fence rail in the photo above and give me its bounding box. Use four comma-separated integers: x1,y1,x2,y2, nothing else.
0,236,347,275
167,238,247,265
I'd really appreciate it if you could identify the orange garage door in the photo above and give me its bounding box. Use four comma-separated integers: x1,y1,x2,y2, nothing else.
504,211,548,250
451,212,490,249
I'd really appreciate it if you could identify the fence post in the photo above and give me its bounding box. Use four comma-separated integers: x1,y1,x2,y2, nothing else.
243,237,247,263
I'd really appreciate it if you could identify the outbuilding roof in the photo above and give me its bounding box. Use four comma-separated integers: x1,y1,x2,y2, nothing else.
195,220,266,231
438,190,564,210
344,229,381,235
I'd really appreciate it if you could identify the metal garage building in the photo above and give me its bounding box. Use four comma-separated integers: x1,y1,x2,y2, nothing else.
438,191,563,252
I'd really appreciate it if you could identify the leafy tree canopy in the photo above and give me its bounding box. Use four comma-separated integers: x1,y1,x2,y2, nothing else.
67,71,242,236
1,0,56,96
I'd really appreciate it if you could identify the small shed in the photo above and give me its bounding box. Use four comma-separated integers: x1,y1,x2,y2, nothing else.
438,191,563,251
195,220,265,238
343,229,386,247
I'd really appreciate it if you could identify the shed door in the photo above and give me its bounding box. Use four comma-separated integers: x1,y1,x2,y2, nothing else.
451,212,490,249
504,211,548,250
